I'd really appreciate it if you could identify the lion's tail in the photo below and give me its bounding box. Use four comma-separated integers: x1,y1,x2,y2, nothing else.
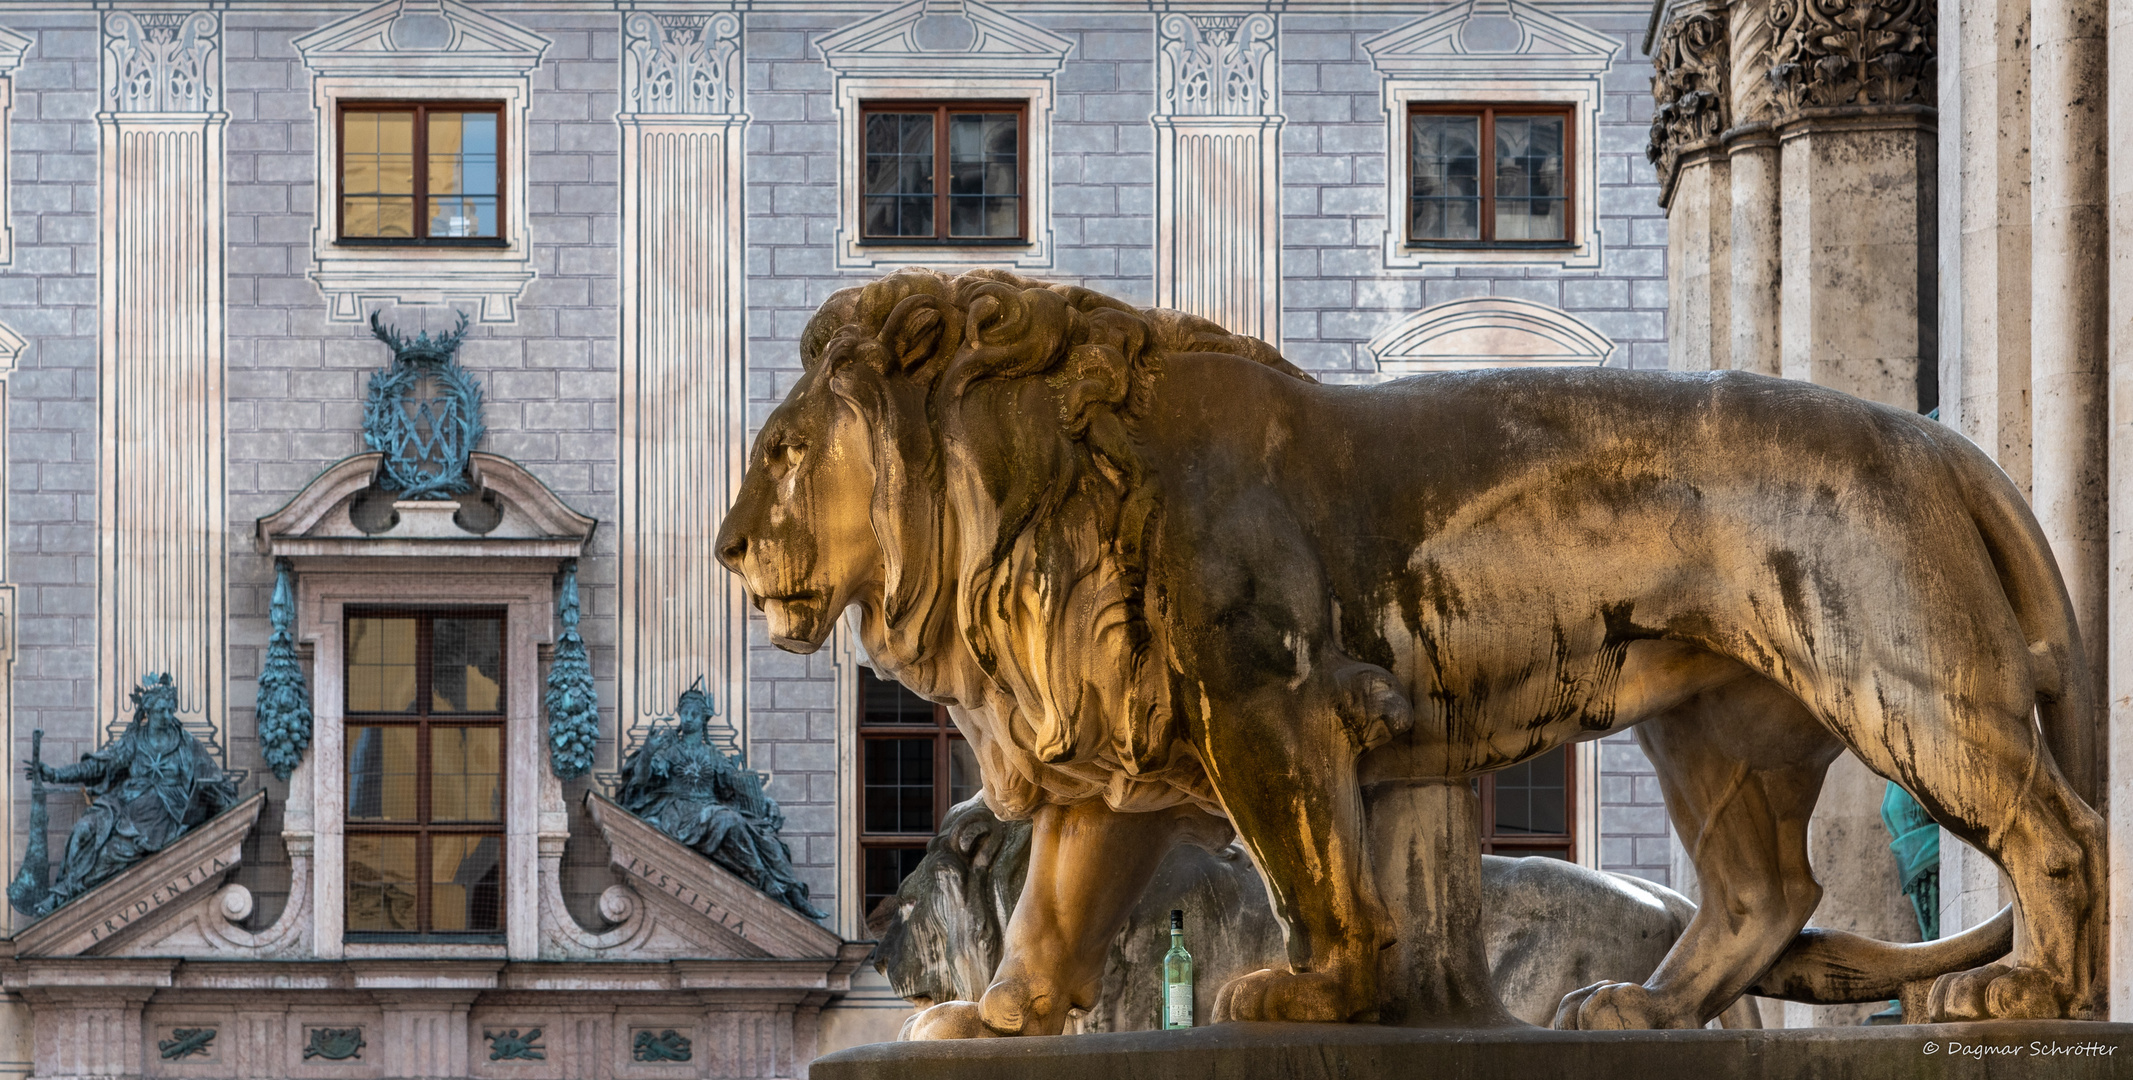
1940,427,2101,807
1747,905,2014,1005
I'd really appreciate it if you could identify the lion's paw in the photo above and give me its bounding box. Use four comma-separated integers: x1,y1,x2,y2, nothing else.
1211,968,1357,1023
1927,964,2079,1022
900,1001,997,1040
978,974,1070,1036
1550,981,1683,1030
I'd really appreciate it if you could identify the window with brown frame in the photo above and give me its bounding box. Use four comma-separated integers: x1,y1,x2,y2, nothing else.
1408,104,1573,247
858,668,980,915
338,101,505,245
1475,744,1574,860
344,609,507,941
859,101,1027,244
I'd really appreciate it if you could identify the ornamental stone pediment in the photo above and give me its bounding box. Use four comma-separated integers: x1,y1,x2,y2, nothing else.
292,0,551,78
548,794,855,965
255,451,595,560
816,0,1072,78
13,792,264,958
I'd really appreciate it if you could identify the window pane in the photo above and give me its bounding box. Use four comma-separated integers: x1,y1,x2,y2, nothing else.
863,846,927,916
430,834,503,933
862,112,935,237
863,737,936,833
346,834,418,932
347,617,418,713
862,669,937,725
948,113,1018,238
949,738,980,807
428,112,500,238
1492,745,1568,835
347,725,420,821
1494,115,1567,242
1410,113,1482,241
341,111,415,238
431,726,502,822
432,616,503,713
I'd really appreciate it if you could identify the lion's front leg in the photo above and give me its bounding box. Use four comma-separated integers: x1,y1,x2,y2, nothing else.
1198,683,1386,1024
911,800,1208,1039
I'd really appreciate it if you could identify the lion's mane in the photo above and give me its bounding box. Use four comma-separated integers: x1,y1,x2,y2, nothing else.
802,268,1312,816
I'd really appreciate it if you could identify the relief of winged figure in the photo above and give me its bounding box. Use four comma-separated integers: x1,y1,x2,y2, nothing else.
614,681,826,919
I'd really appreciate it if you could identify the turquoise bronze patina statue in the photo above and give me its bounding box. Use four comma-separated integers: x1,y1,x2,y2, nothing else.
615,681,826,919
10,673,238,918
365,310,485,500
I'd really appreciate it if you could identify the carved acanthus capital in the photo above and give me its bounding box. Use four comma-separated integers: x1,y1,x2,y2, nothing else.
102,11,220,113
1157,13,1277,117
624,12,742,116
1767,0,1935,114
1648,8,1730,199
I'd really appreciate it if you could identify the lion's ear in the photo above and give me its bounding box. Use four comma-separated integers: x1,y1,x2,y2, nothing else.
882,295,951,375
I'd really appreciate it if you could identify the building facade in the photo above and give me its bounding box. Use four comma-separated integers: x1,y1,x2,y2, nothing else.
0,0,1673,1075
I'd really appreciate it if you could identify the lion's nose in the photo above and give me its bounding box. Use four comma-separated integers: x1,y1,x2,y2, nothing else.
716,532,748,573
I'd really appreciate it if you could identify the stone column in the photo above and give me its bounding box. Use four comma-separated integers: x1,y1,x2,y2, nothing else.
95,10,228,758
2031,0,2108,809
1152,14,1282,345
1651,2,1731,373
1725,0,1780,376
1769,2,1937,409
616,13,751,747
2105,0,2133,1020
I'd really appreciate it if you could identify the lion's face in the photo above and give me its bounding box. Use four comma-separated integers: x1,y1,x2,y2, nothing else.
715,369,882,653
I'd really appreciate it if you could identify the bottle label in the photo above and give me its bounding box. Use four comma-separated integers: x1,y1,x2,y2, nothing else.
1166,982,1193,1028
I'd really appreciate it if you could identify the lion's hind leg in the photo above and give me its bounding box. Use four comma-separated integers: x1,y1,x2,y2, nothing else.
1556,674,1838,1030
1882,708,2106,1021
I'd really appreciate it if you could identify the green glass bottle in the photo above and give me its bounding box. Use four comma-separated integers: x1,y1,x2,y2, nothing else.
1162,908,1195,1029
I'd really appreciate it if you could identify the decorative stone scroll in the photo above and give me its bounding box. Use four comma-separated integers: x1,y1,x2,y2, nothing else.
1767,0,1935,113
1647,6,1728,205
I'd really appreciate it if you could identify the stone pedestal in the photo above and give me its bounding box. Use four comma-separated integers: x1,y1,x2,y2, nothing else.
816,1021,2133,1080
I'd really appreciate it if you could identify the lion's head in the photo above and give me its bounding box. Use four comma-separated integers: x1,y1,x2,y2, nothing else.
717,268,1310,808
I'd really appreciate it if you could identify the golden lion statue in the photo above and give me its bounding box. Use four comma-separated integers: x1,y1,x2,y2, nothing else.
715,268,2103,1033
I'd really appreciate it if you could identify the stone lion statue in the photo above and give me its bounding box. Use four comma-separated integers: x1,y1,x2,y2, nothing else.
715,268,2097,1033
872,796,1775,1031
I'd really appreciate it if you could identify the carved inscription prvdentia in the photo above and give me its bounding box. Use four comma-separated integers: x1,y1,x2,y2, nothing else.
83,854,230,943
1767,0,1935,112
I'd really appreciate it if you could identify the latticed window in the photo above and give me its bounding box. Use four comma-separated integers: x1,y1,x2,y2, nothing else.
1475,745,1574,860
1408,104,1572,246
345,609,507,940
858,669,979,915
338,101,504,243
859,101,1026,243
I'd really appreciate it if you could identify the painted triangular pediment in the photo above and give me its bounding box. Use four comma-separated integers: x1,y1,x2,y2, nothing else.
293,0,550,76
584,794,848,962
818,0,1072,77
1364,0,1619,77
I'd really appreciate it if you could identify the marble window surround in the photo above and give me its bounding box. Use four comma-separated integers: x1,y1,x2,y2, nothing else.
292,560,561,960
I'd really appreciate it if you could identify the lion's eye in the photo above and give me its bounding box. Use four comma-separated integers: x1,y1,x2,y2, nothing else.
767,441,806,474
